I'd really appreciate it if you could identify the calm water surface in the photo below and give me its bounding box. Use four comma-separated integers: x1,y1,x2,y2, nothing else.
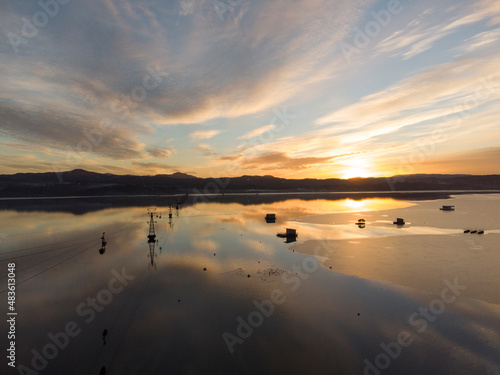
1,194,499,375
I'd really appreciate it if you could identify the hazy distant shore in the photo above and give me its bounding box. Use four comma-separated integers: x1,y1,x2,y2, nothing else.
1,190,500,215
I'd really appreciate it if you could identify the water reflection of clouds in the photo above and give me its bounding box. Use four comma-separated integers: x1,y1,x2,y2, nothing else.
3,195,500,374
191,238,219,252
217,215,246,229
238,238,274,254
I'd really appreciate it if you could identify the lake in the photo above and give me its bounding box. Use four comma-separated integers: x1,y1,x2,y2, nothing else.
1,193,499,375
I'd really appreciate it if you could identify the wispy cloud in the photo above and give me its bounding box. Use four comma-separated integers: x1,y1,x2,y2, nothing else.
241,151,332,171
146,147,175,158
237,125,276,140
454,28,500,55
375,3,500,60
189,130,222,141
192,144,218,157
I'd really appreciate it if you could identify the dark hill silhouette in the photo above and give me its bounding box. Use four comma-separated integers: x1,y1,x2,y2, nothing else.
0,169,499,197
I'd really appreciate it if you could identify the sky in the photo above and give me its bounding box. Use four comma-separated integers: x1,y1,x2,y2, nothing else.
0,0,499,179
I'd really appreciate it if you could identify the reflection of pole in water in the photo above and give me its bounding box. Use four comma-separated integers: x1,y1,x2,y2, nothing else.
99,232,107,255
148,239,157,269
102,329,108,345
147,208,159,270
147,208,158,242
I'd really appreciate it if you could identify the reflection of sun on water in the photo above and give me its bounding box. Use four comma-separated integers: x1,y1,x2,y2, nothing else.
343,199,366,210
340,198,414,212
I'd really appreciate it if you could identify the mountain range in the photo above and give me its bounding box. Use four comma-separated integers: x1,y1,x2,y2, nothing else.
0,169,499,197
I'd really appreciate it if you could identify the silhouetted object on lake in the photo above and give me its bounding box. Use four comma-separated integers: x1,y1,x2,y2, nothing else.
99,232,106,255
102,329,108,345
277,228,298,242
393,218,405,225
463,229,484,234
355,219,366,228
440,205,455,211
265,213,276,223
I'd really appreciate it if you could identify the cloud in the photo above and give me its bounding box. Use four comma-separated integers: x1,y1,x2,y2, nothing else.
179,0,196,16
315,52,500,134
131,162,178,174
218,154,243,161
146,147,175,158
192,144,218,157
0,102,146,160
241,151,332,171
455,28,500,55
375,3,500,60
3,0,372,126
237,125,276,140
189,130,222,140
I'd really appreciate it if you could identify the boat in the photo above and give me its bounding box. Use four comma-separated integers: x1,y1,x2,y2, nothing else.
440,205,455,211
393,218,405,225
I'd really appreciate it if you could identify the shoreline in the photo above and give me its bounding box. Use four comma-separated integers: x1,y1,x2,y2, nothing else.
1,189,500,201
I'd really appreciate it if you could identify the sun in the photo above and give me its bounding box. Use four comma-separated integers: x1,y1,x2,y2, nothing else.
341,167,371,179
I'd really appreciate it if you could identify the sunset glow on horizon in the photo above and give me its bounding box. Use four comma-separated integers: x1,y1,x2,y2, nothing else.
1,0,499,179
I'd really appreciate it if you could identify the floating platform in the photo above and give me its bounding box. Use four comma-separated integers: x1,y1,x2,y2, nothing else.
277,228,297,238
440,205,455,211
355,219,366,228
265,213,276,223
